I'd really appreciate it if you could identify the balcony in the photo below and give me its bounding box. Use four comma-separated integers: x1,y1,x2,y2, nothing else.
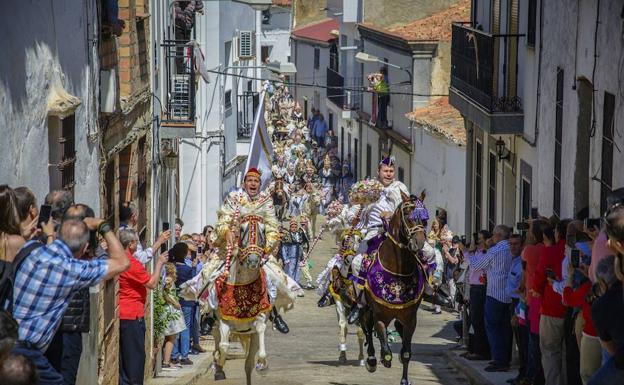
237,91,259,140
449,23,524,134
327,68,362,113
160,40,196,138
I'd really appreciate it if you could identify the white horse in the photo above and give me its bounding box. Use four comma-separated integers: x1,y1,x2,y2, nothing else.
330,267,366,366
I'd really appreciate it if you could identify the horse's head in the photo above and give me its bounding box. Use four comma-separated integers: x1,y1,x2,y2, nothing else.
389,191,428,253
238,216,266,270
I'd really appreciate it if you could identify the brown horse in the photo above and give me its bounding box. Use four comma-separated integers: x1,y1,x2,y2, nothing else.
360,192,428,385
272,178,287,220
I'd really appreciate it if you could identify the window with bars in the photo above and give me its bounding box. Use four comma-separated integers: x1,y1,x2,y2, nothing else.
554,68,564,218
488,152,497,231
600,92,615,214
225,90,232,110
48,115,76,194
475,141,483,231
398,167,405,183
314,47,320,70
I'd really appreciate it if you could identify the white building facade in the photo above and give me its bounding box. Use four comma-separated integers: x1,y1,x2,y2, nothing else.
451,0,624,237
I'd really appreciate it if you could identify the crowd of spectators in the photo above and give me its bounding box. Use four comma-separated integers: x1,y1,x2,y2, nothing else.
447,189,624,385
0,184,220,385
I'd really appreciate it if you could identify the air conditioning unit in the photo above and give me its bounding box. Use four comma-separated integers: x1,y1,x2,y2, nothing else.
238,30,255,59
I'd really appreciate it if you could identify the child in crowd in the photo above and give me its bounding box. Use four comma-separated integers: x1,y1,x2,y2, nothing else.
162,263,186,371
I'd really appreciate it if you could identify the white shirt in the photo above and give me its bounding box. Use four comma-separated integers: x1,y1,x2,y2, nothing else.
357,180,409,239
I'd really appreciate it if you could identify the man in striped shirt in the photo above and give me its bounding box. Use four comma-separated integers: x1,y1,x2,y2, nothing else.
469,225,514,372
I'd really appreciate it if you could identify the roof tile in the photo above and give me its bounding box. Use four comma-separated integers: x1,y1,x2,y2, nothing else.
292,18,339,43
406,97,466,146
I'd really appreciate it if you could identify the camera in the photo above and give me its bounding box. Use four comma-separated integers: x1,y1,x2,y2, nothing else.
585,217,601,230
516,222,530,231
460,235,467,246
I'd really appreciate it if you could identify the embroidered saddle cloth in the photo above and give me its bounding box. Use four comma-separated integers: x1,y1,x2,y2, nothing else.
215,270,272,322
364,254,425,309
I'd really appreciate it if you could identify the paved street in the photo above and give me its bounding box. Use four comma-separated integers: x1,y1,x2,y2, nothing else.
188,218,470,385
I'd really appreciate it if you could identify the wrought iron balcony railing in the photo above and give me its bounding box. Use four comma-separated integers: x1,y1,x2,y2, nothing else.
162,40,196,124
237,91,259,139
450,23,523,114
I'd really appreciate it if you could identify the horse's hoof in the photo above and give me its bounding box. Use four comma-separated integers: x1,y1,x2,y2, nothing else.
359,359,365,367
255,362,269,374
382,352,392,368
214,371,226,381
400,379,411,385
338,351,347,365
365,358,377,373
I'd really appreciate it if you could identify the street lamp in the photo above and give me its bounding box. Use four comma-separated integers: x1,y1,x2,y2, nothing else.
162,141,178,246
495,136,511,162
355,52,412,84
232,0,272,11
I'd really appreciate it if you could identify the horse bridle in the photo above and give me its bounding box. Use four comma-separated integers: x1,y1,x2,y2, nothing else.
386,200,425,251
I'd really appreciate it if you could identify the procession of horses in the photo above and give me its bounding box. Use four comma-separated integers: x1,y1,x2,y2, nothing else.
180,81,450,385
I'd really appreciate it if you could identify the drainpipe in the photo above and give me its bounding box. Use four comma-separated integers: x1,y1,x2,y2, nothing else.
523,0,544,146
464,121,474,239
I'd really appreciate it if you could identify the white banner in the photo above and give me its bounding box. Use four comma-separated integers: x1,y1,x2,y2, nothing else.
244,91,273,188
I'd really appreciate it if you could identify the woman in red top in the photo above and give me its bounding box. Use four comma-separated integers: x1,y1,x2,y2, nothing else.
562,257,601,384
118,229,168,385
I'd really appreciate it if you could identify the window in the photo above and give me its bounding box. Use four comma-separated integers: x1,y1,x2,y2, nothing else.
600,92,615,213
261,9,271,25
398,167,405,183
304,99,308,120
527,0,537,47
366,144,372,178
225,90,232,111
521,178,531,220
340,126,344,159
354,138,359,180
261,45,271,63
247,80,253,92
48,115,76,193
137,19,148,83
554,68,564,218
475,141,483,231
314,47,320,70
329,112,334,132
488,152,497,231
329,43,339,72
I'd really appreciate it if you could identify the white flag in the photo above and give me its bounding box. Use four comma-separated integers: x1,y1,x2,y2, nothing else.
244,91,273,188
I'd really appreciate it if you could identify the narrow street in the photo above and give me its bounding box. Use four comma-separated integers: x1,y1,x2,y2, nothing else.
195,218,470,385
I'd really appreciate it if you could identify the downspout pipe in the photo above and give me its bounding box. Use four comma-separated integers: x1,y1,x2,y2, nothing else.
523,0,544,146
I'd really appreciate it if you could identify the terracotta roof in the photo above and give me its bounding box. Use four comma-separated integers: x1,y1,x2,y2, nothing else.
292,18,339,43
406,97,466,146
361,0,470,42
272,0,291,6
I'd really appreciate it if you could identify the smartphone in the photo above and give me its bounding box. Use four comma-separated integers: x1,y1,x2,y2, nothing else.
516,222,530,231
585,217,601,230
460,235,467,246
546,269,556,279
571,249,580,268
161,222,170,253
198,245,204,255
531,207,539,219
39,204,52,228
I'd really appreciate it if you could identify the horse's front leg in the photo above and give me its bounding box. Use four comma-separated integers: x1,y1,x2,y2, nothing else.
374,319,392,368
335,299,348,364
255,313,269,373
397,315,417,385
356,326,366,366
362,311,377,373
214,320,230,380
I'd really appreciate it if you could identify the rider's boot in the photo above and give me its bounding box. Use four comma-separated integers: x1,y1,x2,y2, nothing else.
347,291,366,325
317,289,334,307
270,307,290,334
422,289,453,308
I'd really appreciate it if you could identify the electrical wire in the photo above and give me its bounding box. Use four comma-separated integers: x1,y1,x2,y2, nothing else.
203,68,449,98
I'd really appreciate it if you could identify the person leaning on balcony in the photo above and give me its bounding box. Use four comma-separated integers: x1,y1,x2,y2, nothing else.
118,229,168,385
371,67,390,129
312,114,328,148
